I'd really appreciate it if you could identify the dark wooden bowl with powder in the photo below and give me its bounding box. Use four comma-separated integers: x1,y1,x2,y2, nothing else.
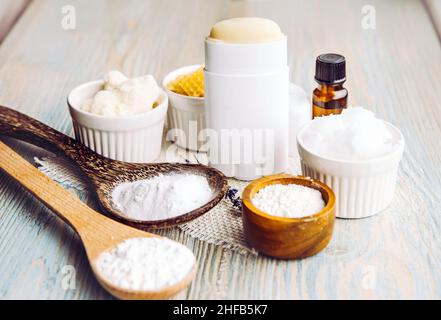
0,105,228,229
242,174,336,259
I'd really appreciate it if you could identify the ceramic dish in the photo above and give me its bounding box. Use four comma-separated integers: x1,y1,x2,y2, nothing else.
297,121,405,218
68,79,168,163
163,64,205,151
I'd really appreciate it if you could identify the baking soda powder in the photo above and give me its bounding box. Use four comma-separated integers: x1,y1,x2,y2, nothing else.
252,183,325,218
111,173,213,221
96,237,195,291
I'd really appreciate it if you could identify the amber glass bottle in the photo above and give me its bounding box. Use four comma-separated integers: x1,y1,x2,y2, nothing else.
312,53,348,118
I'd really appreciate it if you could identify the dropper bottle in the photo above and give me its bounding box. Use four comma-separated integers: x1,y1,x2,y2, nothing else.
312,53,348,118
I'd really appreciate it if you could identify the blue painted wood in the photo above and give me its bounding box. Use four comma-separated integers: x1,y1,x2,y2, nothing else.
0,0,440,299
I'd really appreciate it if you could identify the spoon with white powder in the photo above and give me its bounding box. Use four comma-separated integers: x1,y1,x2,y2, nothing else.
0,105,228,229
0,141,197,300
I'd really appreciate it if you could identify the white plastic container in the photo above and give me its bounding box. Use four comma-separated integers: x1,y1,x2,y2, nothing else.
297,121,405,218
288,83,311,158
204,38,289,180
162,65,205,151
67,79,168,163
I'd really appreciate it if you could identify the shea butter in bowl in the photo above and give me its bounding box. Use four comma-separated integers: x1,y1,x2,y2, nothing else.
163,65,205,151
242,174,336,259
297,107,405,219
68,71,168,163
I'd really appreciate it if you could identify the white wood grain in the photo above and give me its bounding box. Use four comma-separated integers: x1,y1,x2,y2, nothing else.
0,0,30,42
425,0,441,38
0,0,440,299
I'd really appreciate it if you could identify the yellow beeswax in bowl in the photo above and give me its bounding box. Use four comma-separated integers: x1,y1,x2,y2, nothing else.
167,67,204,98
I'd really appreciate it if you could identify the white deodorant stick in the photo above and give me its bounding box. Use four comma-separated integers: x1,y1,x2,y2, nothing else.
204,17,289,180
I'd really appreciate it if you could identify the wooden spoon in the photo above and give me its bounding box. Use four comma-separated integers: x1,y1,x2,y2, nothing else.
0,140,197,299
0,105,228,228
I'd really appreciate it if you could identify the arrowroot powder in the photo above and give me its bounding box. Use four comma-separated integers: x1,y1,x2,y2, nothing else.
111,173,213,221
252,183,325,218
95,237,195,291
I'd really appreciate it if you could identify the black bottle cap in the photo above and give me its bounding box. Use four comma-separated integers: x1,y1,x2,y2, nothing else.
315,53,346,84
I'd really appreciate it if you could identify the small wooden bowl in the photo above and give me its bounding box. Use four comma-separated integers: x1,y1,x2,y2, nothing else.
242,174,336,259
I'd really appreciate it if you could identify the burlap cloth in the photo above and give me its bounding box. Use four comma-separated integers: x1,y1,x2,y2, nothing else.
35,156,301,255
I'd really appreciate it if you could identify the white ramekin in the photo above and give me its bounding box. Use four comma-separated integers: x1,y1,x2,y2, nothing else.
162,64,205,151
297,121,405,219
67,79,168,163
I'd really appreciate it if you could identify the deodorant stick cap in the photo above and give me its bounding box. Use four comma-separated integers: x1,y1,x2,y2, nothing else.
205,17,287,74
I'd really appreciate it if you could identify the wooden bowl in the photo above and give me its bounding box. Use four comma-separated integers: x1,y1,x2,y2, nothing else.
242,174,336,259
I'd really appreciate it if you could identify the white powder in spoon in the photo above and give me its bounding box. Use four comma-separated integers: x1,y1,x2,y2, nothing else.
95,237,195,291
252,183,325,218
111,173,213,221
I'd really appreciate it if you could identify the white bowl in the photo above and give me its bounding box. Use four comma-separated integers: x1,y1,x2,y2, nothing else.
297,121,405,218
67,79,168,163
162,65,205,151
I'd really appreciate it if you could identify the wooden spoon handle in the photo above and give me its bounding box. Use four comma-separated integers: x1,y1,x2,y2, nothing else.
0,140,157,261
0,140,107,233
0,105,105,176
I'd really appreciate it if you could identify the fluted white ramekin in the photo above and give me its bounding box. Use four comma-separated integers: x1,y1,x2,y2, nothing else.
163,65,205,151
67,79,168,163
297,121,405,219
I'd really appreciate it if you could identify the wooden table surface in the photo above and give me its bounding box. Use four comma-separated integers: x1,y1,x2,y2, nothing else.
0,0,440,300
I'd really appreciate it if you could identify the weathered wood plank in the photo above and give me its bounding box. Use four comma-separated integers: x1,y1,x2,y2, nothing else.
0,0,30,42
425,0,441,39
0,0,440,299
